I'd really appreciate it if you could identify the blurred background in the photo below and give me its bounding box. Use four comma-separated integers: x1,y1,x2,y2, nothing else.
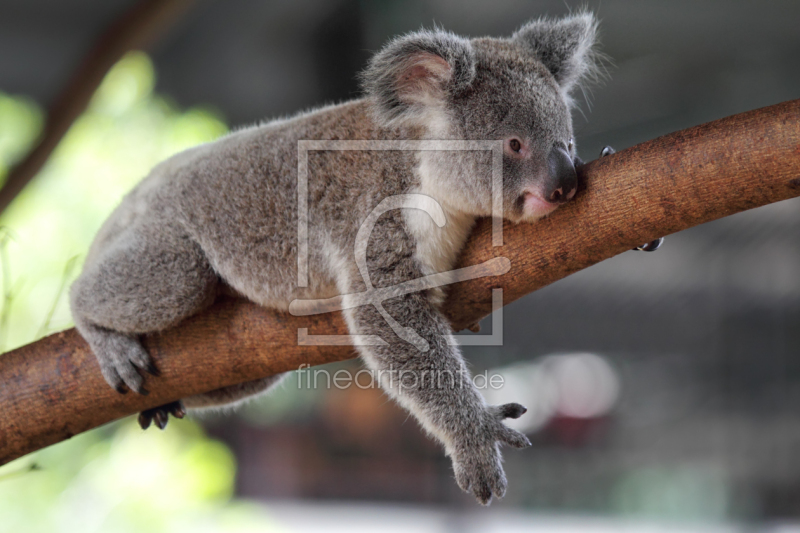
0,0,799,531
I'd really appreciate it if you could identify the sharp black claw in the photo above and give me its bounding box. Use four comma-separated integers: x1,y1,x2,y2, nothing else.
138,387,150,396
600,146,616,157
138,412,152,430
138,401,186,430
500,403,528,419
145,362,161,377
115,383,128,395
154,410,169,430
169,401,186,419
634,237,665,252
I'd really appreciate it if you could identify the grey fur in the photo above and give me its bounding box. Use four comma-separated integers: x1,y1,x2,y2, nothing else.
512,11,601,94
70,13,601,505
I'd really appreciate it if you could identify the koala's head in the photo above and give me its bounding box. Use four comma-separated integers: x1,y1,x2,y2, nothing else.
361,12,601,222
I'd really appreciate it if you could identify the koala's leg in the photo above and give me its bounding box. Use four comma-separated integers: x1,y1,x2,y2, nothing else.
183,375,285,409
70,224,218,395
342,265,530,505
138,375,285,429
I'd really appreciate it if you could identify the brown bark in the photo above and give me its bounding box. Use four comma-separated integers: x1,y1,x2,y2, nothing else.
0,0,195,214
1,99,799,466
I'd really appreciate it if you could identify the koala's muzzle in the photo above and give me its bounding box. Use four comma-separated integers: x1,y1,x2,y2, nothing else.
545,145,578,204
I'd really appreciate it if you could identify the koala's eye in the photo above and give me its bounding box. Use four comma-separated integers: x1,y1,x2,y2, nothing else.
509,139,522,153
567,138,574,151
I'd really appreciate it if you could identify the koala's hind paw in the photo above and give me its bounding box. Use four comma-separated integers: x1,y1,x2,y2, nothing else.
452,403,532,505
138,400,186,430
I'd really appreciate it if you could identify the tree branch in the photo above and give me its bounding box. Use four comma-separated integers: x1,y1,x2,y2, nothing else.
0,0,195,214
2,99,799,466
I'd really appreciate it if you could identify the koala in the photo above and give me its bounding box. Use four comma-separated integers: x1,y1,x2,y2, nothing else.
71,12,604,504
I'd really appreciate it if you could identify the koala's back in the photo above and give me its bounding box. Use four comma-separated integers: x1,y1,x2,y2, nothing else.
86,99,417,311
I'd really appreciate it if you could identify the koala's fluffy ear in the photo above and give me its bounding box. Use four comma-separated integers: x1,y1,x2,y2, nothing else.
513,12,600,93
361,30,476,128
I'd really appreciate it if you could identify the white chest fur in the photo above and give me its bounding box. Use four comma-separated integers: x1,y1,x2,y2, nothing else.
404,161,476,305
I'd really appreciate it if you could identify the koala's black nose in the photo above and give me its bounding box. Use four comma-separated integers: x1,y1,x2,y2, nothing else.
546,145,578,204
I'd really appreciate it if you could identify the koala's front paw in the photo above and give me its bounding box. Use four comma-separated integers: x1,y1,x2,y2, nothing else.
452,403,531,505
138,400,186,430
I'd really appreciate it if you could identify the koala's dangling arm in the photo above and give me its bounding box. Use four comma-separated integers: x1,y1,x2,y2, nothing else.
339,237,530,505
